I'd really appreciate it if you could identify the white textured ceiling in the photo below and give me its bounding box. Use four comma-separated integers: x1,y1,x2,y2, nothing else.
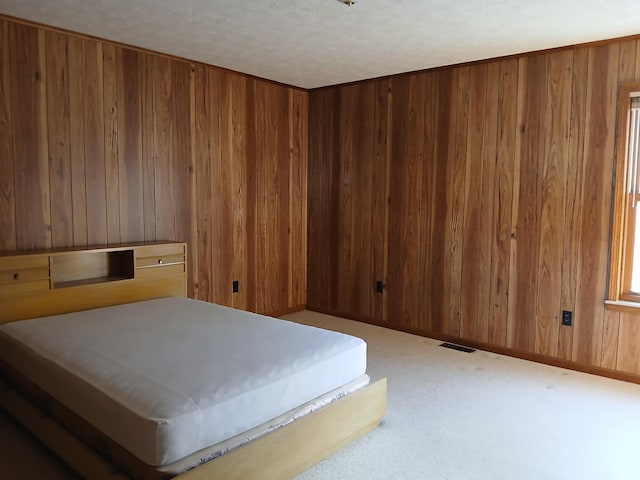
1,0,640,89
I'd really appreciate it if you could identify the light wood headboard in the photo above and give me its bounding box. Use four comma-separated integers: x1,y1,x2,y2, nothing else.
0,242,187,324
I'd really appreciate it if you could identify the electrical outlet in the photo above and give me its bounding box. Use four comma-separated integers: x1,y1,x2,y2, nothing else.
232,280,239,293
561,310,573,326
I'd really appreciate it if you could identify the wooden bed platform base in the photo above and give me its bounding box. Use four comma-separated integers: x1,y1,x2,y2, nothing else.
1,377,387,480
0,244,387,479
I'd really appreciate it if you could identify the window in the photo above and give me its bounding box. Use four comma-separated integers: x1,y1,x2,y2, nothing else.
608,82,640,307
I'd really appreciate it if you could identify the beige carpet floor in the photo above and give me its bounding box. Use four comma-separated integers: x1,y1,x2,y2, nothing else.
2,310,640,479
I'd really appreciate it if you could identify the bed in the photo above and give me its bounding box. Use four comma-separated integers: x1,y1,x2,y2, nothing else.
0,243,387,480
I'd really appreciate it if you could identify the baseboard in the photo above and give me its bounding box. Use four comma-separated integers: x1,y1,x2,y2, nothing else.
268,304,306,318
305,305,640,386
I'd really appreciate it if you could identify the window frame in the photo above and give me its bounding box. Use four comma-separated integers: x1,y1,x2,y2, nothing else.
607,81,640,308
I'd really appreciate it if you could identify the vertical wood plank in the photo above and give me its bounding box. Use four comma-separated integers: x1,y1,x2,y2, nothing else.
45,30,73,249
116,48,143,243
102,43,120,245
140,52,157,243
336,85,355,314
188,60,199,299
386,77,409,327
215,70,234,307
477,61,499,343
194,65,212,303
535,50,572,358
601,309,621,370
306,91,324,310
439,68,459,336
418,72,437,331
448,66,470,337
257,81,279,314
403,76,425,329
618,39,638,81
278,86,292,312
244,78,258,312
307,89,340,313
67,36,88,247
83,39,107,246
0,19,16,251
349,84,373,318
232,74,248,310
601,40,637,369
461,63,487,340
153,55,176,242
507,55,547,352
262,80,281,314
637,39,640,78
250,79,264,312
328,91,342,312
430,69,456,332
371,80,391,323
573,44,619,366
559,46,588,361
10,24,51,250
616,313,640,374
488,58,518,347
208,68,224,305
275,83,290,313
289,88,308,309
172,60,195,297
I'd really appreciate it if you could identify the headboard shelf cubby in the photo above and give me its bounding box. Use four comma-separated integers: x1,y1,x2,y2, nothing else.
0,242,186,323
52,249,135,289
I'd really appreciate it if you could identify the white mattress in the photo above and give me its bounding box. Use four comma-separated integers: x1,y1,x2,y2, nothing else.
0,298,367,466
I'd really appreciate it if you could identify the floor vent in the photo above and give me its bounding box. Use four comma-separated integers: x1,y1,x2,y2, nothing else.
440,342,475,353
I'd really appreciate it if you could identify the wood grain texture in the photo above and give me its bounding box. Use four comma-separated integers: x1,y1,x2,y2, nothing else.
417,73,437,332
617,313,640,374
231,74,248,311
172,60,194,298
601,41,638,370
207,68,226,306
336,85,355,315
0,19,16,252
430,70,455,332
244,78,258,312
511,55,547,352
461,63,487,340
10,23,51,250
6,16,640,378
102,43,120,245
476,62,499,344
67,36,88,247
116,47,143,244
573,45,619,366
535,50,572,358
140,52,157,243
558,47,588,361
439,68,459,337
193,65,212,303
83,39,107,246
289,88,308,309
307,89,338,312
488,58,517,347
307,35,640,379
45,30,73,249
0,18,308,317
153,55,176,243
449,66,469,337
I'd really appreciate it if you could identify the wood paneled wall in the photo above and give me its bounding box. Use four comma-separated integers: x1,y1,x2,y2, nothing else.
0,18,307,316
308,38,640,377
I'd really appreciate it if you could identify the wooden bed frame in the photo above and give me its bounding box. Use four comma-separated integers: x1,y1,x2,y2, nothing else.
0,243,387,480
